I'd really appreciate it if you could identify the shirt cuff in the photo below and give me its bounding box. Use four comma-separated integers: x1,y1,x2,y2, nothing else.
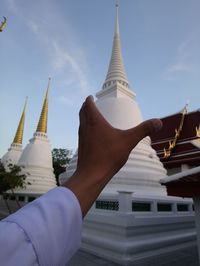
4,187,82,266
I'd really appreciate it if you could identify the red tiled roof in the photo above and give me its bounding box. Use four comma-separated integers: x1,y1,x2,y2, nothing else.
152,110,200,142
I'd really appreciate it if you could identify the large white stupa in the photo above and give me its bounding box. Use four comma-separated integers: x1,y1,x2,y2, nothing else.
1,98,27,168
17,79,57,195
61,5,166,196
62,5,197,265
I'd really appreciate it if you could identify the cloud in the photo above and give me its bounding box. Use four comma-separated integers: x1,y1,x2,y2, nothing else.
163,35,199,79
56,92,86,109
6,0,18,13
51,41,89,93
28,20,39,35
57,95,74,106
5,0,90,99
28,21,89,94
177,37,192,55
167,62,194,73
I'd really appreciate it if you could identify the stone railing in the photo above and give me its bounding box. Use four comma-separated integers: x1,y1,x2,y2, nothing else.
92,191,194,215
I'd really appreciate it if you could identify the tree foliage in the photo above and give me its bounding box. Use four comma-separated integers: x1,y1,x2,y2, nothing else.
0,162,27,194
0,162,28,213
52,148,72,184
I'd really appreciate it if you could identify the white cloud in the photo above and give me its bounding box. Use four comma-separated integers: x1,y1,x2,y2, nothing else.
57,95,74,106
28,20,39,35
5,0,90,100
51,41,89,93
163,35,199,79
177,37,192,55
6,0,18,13
56,92,86,108
167,62,194,73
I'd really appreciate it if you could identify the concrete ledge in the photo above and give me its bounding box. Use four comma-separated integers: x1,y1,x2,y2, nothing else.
80,211,197,266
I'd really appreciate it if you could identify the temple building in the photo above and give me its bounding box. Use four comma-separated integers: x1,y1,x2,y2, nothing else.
60,5,198,265
15,78,57,199
1,98,27,168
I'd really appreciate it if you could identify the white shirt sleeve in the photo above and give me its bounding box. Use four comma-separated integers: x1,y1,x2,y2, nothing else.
0,187,82,266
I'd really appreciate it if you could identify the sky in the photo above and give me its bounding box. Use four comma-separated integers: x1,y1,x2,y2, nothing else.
0,0,200,157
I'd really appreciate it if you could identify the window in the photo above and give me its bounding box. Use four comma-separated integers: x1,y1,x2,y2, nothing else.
96,200,119,211
132,202,151,212
157,203,172,212
10,195,15,201
177,204,188,212
28,197,35,202
3,195,8,200
18,196,25,202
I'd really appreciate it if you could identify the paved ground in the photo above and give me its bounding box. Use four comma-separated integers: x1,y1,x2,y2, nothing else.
68,246,199,266
68,251,120,266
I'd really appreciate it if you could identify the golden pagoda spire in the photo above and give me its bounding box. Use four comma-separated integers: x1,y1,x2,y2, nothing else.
13,97,28,144
36,78,51,133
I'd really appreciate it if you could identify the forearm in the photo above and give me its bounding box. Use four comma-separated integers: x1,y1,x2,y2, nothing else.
63,169,113,217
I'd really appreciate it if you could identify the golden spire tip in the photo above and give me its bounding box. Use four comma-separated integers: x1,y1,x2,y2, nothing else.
36,79,50,133
13,97,27,145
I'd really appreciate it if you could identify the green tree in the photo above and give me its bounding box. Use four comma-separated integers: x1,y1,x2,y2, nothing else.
0,162,28,213
52,148,72,185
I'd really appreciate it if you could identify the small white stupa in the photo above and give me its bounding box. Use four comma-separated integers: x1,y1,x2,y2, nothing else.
1,98,27,168
61,4,166,196
17,78,57,195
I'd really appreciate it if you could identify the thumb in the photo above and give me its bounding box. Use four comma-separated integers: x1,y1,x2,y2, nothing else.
125,119,162,150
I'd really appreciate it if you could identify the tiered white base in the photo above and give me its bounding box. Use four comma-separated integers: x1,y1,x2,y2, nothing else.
81,193,196,265
60,137,167,196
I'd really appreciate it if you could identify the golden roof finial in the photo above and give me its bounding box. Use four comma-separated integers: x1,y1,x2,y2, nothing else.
164,148,170,159
196,125,200,138
36,78,51,133
13,97,28,144
0,17,7,32
164,104,188,159
182,103,188,115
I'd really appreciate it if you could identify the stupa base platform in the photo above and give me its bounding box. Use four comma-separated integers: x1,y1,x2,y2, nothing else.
79,192,198,266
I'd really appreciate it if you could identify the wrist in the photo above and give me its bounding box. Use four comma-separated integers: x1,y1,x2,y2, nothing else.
63,168,112,217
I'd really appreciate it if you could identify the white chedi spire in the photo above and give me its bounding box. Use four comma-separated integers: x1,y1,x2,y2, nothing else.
97,4,135,100
17,79,57,195
103,4,129,90
60,5,167,196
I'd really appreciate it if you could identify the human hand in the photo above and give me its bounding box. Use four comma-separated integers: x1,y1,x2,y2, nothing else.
64,96,162,216
77,95,162,180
